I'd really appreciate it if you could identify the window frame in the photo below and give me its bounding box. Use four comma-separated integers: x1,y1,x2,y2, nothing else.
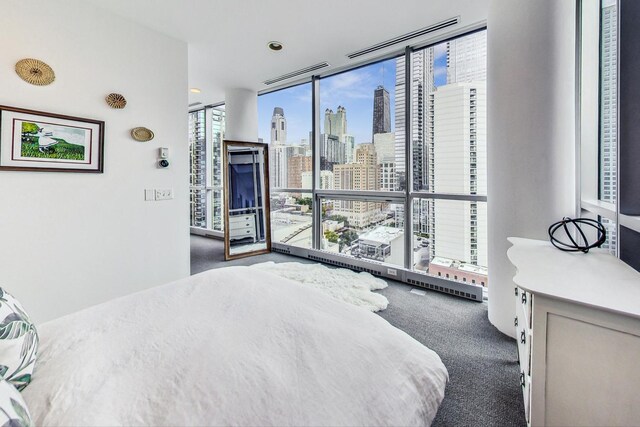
189,103,226,236
256,25,488,293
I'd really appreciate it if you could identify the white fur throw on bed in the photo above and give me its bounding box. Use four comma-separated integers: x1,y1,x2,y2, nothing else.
250,262,389,312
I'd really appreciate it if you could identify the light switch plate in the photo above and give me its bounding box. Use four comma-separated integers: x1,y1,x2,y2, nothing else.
155,188,173,200
144,189,155,201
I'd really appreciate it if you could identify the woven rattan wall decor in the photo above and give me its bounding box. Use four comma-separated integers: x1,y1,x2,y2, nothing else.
15,58,55,86
105,93,127,109
131,127,154,142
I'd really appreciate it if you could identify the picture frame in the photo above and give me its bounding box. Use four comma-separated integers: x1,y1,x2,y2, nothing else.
0,105,104,173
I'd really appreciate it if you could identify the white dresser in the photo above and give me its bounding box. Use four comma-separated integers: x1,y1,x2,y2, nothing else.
508,237,640,427
229,213,257,242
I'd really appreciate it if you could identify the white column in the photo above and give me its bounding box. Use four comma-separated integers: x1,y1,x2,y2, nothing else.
225,88,258,142
487,0,577,336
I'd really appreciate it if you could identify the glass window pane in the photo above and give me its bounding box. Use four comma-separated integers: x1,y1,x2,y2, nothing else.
189,109,206,228
599,216,617,256
320,198,404,267
412,198,488,287
271,192,313,249
599,0,617,204
211,106,225,231
319,57,405,191
412,30,487,195
258,83,312,190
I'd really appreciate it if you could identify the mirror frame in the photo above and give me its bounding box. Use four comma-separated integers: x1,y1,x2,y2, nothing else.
223,140,271,261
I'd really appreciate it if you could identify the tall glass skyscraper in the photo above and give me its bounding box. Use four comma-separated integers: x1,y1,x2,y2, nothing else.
372,85,391,136
600,0,618,253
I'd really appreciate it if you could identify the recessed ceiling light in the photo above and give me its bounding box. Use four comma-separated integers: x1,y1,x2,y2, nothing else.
190,88,201,93
268,41,283,51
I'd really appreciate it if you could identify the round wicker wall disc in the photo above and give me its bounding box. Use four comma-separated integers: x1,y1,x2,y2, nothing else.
131,127,154,142
15,58,55,86
106,93,127,109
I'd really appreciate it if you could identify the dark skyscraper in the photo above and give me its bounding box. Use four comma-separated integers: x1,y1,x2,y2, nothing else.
372,85,391,137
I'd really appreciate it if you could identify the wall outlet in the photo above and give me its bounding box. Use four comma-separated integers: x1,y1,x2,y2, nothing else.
387,268,397,276
144,189,155,201
155,188,173,200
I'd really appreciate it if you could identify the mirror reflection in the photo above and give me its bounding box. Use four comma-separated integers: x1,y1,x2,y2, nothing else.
224,141,270,259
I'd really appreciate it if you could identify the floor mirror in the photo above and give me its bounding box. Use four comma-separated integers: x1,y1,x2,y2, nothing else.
223,140,271,260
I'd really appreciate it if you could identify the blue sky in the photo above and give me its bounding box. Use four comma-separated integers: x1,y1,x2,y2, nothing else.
257,44,448,146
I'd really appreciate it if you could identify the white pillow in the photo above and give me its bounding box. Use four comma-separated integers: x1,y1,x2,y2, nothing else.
0,288,38,391
0,377,32,426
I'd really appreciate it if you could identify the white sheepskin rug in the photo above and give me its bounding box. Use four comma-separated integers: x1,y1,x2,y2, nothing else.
250,262,389,312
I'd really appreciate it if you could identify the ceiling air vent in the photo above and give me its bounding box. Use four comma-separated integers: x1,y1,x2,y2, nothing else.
188,102,202,108
263,62,330,85
347,16,460,59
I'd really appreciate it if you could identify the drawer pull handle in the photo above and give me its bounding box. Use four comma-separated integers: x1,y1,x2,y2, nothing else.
514,317,518,327
520,372,525,387
515,287,519,296
521,293,527,305
520,330,526,344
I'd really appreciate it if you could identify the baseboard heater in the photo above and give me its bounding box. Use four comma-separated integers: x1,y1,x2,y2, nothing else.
272,243,483,302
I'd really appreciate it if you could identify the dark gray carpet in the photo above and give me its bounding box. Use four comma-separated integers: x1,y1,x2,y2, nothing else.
191,235,526,427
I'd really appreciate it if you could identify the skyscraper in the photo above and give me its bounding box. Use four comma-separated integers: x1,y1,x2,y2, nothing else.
211,107,226,231
319,133,345,173
428,83,487,267
372,85,391,136
333,144,379,228
373,132,395,163
271,107,286,144
189,110,206,228
269,107,288,189
395,49,435,191
446,31,487,84
600,2,617,203
394,58,407,189
287,155,312,189
324,107,347,136
600,0,617,253
343,134,356,163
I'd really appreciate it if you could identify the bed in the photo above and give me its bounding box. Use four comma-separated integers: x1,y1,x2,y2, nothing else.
21,266,448,426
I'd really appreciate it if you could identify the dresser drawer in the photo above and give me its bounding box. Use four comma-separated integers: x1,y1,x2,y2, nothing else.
516,301,532,377
229,214,255,224
515,287,533,330
521,373,531,425
230,220,254,229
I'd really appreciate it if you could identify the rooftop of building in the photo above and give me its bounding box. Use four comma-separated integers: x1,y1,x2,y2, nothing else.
358,226,404,245
431,256,488,275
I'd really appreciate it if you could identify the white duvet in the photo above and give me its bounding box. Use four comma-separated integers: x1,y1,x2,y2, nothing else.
23,266,448,426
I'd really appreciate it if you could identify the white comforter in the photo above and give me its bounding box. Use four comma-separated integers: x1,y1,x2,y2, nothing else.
23,267,448,426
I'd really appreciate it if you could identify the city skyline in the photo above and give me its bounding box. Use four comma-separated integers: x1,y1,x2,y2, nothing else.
257,47,449,147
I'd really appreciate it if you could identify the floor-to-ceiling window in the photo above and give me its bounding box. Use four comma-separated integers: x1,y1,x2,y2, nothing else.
257,28,488,298
580,0,640,271
189,104,226,232
409,31,488,285
316,57,406,266
580,0,618,255
258,83,313,248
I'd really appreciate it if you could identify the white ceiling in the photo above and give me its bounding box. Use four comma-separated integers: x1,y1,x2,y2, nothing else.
86,0,488,105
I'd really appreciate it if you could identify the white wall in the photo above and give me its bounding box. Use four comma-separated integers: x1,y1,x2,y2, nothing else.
0,0,190,322
487,0,577,336
225,89,258,142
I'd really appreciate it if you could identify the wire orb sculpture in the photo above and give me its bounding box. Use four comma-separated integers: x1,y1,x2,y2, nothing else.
548,217,606,253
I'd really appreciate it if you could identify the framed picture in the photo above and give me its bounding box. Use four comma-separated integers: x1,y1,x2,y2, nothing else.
0,105,104,173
